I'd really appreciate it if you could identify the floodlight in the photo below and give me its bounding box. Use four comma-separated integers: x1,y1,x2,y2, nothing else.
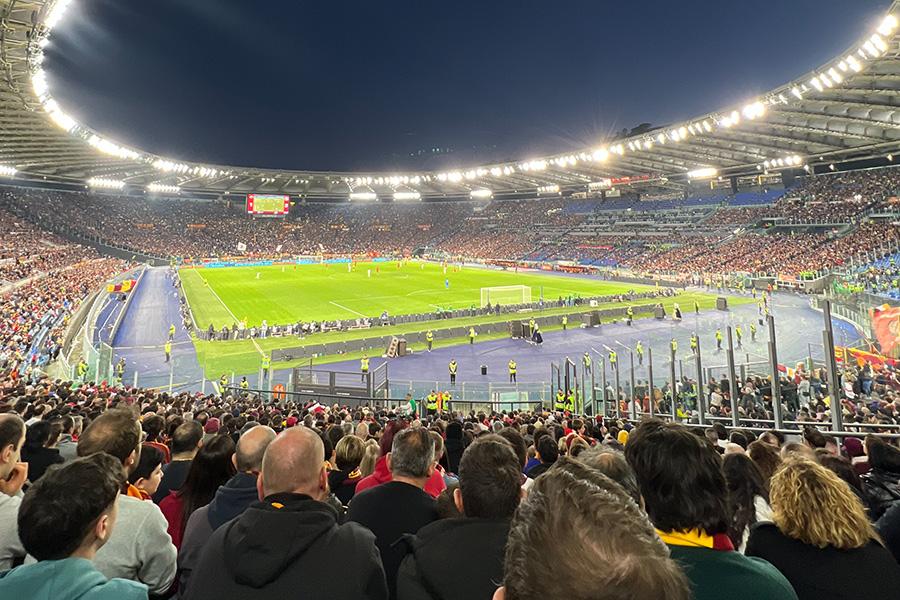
393,192,421,201
687,168,717,179
537,185,560,194
879,14,898,36
87,177,126,190
470,189,493,199
147,183,180,194
0,165,17,177
349,192,377,201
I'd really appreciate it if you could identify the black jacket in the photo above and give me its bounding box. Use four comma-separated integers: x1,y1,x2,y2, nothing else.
862,467,900,520
746,522,900,600
876,500,900,564
21,445,63,482
328,468,361,507
182,492,387,600
178,472,260,594
396,518,509,600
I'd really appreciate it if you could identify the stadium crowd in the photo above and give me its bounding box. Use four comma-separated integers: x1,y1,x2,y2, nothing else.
0,374,899,599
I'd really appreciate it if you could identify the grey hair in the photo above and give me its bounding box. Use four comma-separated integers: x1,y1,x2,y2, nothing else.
390,427,435,478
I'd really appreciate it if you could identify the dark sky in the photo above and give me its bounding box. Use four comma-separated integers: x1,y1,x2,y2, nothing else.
44,0,888,172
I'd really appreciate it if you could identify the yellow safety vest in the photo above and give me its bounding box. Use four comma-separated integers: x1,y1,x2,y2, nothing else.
508,361,517,374
672,340,679,352
240,380,249,390
220,376,229,388
426,394,438,410
449,362,457,374
262,357,271,369
426,331,433,341
361,358,369,371
690,337,697,349
636,343,643,355
555,392,566,410
609,352,617,364
164,342,171,354
469,328,475,338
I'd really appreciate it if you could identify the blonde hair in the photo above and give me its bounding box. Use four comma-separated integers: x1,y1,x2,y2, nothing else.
358,439,380,477
770,457,878,550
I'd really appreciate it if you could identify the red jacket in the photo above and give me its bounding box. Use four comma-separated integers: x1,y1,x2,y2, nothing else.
354,455,446,498
159,491,185,549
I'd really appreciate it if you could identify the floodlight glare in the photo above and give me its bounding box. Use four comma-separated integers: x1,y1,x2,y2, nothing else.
87,177,125,190
470,189,493,199
0,165,17,177
349,192,377,201
687,168,717,179
393,192,421,201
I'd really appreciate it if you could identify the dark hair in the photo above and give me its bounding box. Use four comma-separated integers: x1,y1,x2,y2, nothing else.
142,415,165,442
59,416,74,434
497,427,527,468
458,435,522,519
24,421,53,450
175,435,236,533
723,453,768,549
536,435,558,464
380,419,408,457
77,409,141,466
867,437,900,473
818,454,865,497
128,444,164,485
802,426,827,449
625,420,729,535
747,440,782,485
18,453,124,560
577,446,641,505
171,421,204,454
502,457,691,600
0,414,25,451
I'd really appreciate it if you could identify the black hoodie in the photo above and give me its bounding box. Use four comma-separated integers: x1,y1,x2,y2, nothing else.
182,492,388,600
396,517,510,600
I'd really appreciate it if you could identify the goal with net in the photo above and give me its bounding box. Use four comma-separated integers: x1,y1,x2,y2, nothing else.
480,285,532,307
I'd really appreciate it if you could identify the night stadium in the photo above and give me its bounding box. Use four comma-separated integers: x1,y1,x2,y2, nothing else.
1,0,900,598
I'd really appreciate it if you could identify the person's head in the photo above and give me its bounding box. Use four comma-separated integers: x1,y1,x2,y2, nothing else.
747,440,782,486
780,441,815,460
535,435,558,465
387,427,435,483
770,457,877,550
802,426,827,450
170,421,204,457
722,453,768,548
234,425,276,473
429,430,445,463
24,421,54,450
334,434,365,472
379,419,408,457
18,453,123,561
0,414,26,480
577,446,641,505
359,439,380,477
77,408,142,475
141,415,165,443
497,427,528,469
128,444,164,497
625,420,729,535
496,457,691,600
817,454,865,497
867,437,900,473
455,434,522,519
258,426,328,501
177,434,236,527
59,416,74,435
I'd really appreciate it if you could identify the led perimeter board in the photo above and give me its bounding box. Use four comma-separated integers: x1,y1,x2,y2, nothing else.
246,194,290,216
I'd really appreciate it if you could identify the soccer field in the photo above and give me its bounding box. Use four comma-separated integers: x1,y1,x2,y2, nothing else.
180,261,657,329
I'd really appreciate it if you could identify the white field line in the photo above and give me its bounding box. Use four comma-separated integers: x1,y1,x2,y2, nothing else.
194,272,264,356
329,301,368,318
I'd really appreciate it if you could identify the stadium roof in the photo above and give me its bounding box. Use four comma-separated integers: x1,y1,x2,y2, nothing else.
0,0,899,200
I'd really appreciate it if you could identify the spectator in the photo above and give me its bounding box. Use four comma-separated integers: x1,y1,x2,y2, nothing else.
723,453,772,552
153,421,203,504
20,420,64,482
178,425,276,595
183,427,387,600
496,427,530,490
76,408,177,595
746,457,900,599
56,416,79,461
0,453,146,600
495,456,691,600
355,420,446,499
625,420,797,600
575,445,641,504
397,434,522,600
748,439,782,486
159,434,235,549
876,500,900,564
524,434,558,479
329,434,365,506
347,427,439,599
141,415,170,464
443,421,465,474
861,437,900,520
0,414,26,571
127,445,164,501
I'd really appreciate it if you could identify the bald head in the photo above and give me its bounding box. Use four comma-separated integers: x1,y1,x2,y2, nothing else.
259,427,326,499
235,425,276,472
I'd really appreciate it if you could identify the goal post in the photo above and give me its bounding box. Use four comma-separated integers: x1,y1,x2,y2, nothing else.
480,285,532,307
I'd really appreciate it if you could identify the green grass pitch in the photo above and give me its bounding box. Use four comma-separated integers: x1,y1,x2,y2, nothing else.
180,261,658,329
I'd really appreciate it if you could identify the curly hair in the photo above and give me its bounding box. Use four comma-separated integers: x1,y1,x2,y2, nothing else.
770,457,878,550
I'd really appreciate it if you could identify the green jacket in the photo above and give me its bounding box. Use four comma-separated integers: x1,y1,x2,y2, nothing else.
666,545,797,600
0,558,147,600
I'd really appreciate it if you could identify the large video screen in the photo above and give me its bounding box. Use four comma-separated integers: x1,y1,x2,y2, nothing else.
246,194,290,216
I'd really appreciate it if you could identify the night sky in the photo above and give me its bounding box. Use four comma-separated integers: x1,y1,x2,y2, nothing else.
44,0,888,172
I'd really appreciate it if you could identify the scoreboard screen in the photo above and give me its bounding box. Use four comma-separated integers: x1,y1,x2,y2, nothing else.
246,194,290,216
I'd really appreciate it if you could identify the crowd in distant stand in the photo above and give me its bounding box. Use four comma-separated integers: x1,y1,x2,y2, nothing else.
1,374,900,599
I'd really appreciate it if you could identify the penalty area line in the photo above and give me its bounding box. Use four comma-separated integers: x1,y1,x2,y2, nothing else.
329,301,367,318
